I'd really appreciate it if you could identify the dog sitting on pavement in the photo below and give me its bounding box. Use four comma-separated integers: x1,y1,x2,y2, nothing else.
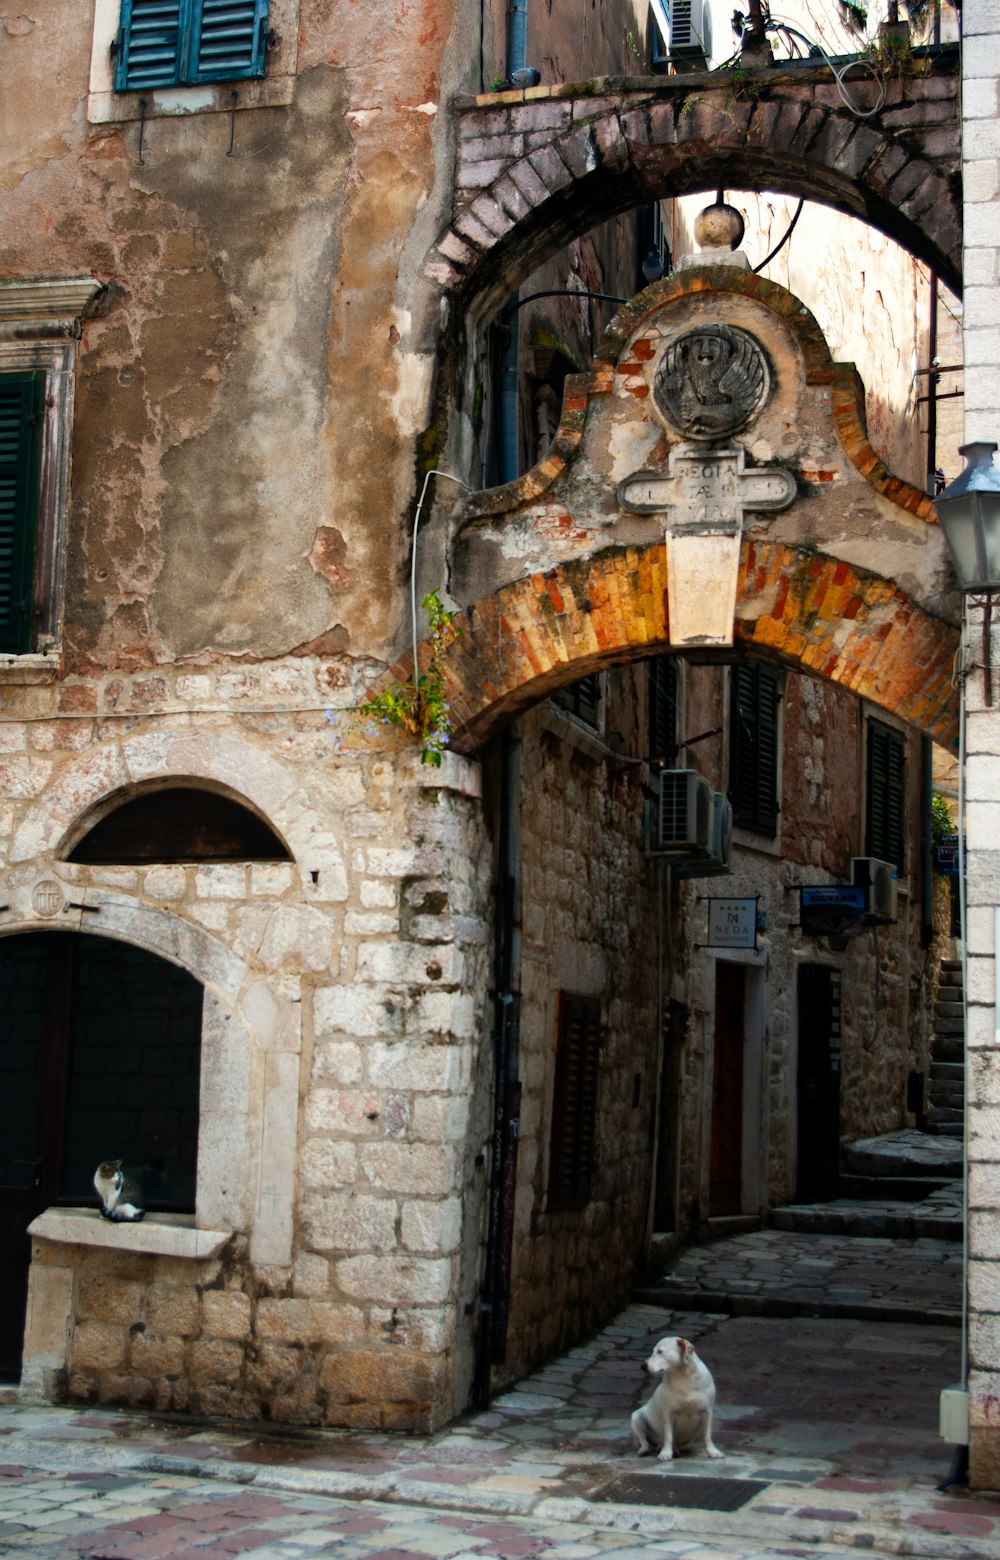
630,1335,724,1461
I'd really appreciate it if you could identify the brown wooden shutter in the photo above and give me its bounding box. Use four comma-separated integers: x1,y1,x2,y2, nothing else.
548,992,601,1210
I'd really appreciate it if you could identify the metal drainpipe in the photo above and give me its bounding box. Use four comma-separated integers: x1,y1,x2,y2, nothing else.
473,719,523,1407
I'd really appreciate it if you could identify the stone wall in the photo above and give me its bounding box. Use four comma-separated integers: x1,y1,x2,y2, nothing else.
497,672,662,1383
8,685,494,1430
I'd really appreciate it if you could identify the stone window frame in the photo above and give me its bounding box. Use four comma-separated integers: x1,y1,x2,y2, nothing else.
88,0,300,124
0,278,102,679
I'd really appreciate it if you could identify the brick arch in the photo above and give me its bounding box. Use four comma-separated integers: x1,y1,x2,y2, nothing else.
435,541,959,752
426,55,962,316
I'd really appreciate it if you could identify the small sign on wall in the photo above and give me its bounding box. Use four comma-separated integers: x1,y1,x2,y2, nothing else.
704,896,758,951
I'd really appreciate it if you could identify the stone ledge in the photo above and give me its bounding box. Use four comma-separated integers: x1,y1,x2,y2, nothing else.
28,1208,232,1260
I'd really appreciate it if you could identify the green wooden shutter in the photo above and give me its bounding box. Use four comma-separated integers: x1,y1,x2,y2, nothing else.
867,720,906,870
115,0,268,91
0,374,42,654
190,0,269,81
548,993,601,1210
730,661,780,835
648,655,678,763
115,0,184,90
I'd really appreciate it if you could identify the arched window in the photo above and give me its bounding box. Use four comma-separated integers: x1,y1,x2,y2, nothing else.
66,784,291,864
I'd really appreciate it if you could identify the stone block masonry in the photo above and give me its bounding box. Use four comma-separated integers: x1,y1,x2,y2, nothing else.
7,672,494,1431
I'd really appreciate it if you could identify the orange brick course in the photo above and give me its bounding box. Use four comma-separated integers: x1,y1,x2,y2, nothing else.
432,541,958,752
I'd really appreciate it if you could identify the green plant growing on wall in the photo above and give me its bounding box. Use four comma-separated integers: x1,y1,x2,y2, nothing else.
343,591,461,767
931,791,956,850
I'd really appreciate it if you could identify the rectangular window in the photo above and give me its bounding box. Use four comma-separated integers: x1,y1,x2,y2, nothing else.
648,654,678,763
548,992,601,1211
553,673,601,730
114,0,270,92
729,660,780,835
0,373,43,655
866,718,906,870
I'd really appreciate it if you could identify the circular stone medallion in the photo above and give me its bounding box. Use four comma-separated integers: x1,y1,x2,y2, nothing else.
653,325,770,442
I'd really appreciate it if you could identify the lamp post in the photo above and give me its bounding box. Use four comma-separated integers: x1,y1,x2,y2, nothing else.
935,441,1000,706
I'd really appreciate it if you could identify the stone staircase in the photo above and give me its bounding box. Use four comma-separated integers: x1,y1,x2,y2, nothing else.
927,957,965,1136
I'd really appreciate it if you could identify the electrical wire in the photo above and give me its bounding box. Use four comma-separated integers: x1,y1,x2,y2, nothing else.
753,197,805,272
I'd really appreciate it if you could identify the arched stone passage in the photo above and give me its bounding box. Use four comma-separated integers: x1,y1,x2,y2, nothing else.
425,52,962,315
435,541,959,752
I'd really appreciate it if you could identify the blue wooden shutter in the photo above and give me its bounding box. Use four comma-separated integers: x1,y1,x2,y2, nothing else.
189,0,269,82
0,374,43,654
115,0,184,91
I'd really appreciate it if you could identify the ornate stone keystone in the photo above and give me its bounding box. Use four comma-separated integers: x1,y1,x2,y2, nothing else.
619,442,796,647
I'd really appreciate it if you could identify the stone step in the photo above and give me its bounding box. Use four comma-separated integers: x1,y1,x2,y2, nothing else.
935,1000,965,1024
843,1130,963,1179
927,1106,964,1127
933,1036,965,1062
769,1201,961,1241
839,1173,956,1201
929,1086,965,1109
940,958,962,972
927,1122,964,1137
930,1060,965,1080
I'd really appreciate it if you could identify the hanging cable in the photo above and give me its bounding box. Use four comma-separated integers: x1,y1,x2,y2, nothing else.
753,197,805,272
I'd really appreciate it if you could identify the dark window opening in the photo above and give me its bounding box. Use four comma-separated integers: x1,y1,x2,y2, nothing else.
553,674,601,730
729,660,780,835
114,0,270,92
0,372,43,654
67,785,291,864
866,719,906,871
548,991,601,1211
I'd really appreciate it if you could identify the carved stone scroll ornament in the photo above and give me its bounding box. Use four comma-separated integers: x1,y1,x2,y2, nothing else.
653,325,770,443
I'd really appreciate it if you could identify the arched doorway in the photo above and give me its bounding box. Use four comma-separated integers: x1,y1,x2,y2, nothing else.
0,932,203,1378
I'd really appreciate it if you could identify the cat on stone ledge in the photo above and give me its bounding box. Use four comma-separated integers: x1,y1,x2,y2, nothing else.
93,1159,146,1223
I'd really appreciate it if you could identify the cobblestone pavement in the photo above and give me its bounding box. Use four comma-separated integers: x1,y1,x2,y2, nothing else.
637,1226,964,1322
0,1230,993,1560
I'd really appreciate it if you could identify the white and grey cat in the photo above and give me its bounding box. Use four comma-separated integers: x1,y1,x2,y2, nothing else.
94,1159,146,1222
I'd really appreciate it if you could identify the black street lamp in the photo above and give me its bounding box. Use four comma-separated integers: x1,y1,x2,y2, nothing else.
935,441,1000,705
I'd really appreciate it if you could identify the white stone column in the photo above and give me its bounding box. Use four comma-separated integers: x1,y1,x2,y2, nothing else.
960,0,1000,1489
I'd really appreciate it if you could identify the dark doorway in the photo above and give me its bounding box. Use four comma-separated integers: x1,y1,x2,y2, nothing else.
710,963,745,1217
796,963,842,1200
0,932,203,1380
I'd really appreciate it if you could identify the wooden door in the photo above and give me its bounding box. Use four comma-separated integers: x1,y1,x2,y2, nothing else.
0,932,203,1379
710,963,745,1217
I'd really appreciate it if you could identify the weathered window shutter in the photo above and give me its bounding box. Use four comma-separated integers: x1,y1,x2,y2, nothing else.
0,373,43,654
866,720,906,870
548,992,601,1210
648,655,678,762
730,661,780,835
115,0,268,91
115,0,184,91
554,673,601,728
190,0,269,82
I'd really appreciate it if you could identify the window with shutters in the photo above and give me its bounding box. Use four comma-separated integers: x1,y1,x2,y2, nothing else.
0,281,98,664
648,654,678,764
866,718,906,871
548,992,601,1211
553,673,601,730
89,0,297,125
113,0,270,92
729,660,781,835
0,374,43,655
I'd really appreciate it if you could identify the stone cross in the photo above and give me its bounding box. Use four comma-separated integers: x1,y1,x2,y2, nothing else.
617,441,797,646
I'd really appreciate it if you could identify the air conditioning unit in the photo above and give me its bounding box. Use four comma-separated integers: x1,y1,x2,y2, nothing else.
852,857,899,924
669,0,713,64
647,768,713,856
677,791,733,878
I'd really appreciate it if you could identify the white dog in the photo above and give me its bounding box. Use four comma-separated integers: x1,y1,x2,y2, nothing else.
630,1335,724,1461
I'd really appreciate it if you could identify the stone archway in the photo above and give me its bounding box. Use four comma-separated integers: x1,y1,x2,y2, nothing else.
421,266,961,751
425,52,962,316
438,540,959,752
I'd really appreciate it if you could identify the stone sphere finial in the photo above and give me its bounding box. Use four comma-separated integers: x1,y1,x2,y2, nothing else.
694,200,746,253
